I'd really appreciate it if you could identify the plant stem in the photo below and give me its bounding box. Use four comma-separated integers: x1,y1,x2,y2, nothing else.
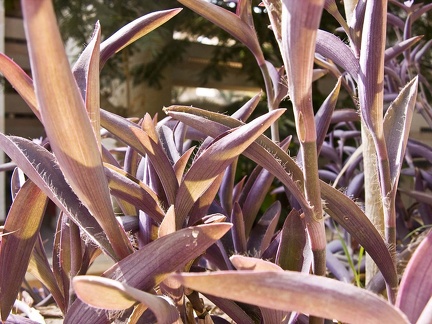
361,126,384,285
302,141,327,277
260,63,280,142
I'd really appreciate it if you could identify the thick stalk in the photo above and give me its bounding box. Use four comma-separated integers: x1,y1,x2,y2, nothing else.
302,140,327,277
361,126,384,285
260,63,280,142
358,0,396,300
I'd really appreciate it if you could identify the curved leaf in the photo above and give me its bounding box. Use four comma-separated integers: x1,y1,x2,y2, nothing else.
100,9,182,66
174,109,285,227
100,111,178,206
65,223,231,323
164,105,398,290
0,181,49,321
73,276,179,323
316,29,359,80
396,230,432,323
104,163,164,223
0,135,116,259
172,271,409,324
0,54,40,120
177,0,264,65
22,0,132,259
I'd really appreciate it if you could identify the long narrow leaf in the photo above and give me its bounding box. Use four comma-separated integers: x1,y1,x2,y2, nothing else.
177,0,264,65
0,181,49,321
383,76,418,189
0,54,40,120
172,271,409,324
316,30,359,80
100,9,182,66
174,109,285,227
104,163,164,223
72,22,102,147
165,106,398,289
73,276,179,323
65,223,231,323
396,230,432,323
0,135,116,259
22,0,132,259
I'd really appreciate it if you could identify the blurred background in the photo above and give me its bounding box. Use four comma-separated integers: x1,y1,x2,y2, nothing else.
1,0,432,234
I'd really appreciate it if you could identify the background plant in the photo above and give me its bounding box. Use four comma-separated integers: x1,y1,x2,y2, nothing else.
0,0,431,323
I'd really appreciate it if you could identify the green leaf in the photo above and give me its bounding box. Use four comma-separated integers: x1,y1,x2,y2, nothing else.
73,276,179,323
0,181,49,321
396,231,432,323
22,0,132,259
172,271,409,323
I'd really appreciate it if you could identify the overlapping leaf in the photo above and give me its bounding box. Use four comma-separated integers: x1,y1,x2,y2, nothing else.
177,0,265,65
73,276,179,323
172,271,409,324
164,105,398,289
0,181,49,321
173,109,285,228
22,0,132,259
0,135,115,259
65,223,231,323
396,230,432,323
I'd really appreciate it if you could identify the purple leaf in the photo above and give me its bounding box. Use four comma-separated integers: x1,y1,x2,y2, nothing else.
128,114,179,205
0,135,116,259
72,22,102,148
173,109,285,228
231,202,247,254
315,77,342,153
385,36,423,62
0,181,49,320
358,0,387,138
383,76,418,190
164,106,397,289
100,9,182,66
65,223,231,323
276,209,308,272
22,0,132,259
396,230,432,323
172,271,409,323
0,54,40,121
73,276,179,323
247,201,281,256
241,168,275,237
104,163,164,223
316,30,359,80
177,0,265,65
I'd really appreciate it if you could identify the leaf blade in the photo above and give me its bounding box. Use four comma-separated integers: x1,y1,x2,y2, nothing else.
172,271,409,324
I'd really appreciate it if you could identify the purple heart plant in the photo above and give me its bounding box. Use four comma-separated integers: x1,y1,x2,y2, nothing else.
0,0,432,323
